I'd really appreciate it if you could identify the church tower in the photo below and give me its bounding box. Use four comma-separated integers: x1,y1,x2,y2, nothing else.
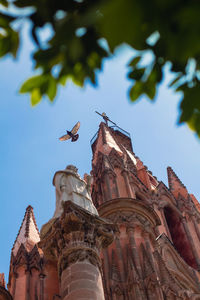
3,118,200,300
91,120,200,299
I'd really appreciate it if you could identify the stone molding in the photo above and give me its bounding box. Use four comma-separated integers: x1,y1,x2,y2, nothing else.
97,197,161,229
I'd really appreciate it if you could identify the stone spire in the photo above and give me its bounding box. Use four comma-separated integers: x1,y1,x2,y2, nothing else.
92,122,132,167
12,205,40,256
167,166,188,198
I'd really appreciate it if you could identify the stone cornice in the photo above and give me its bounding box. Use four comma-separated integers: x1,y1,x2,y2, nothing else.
39,201,114,277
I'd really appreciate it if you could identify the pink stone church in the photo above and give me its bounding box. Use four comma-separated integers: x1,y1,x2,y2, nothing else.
1,121,200,300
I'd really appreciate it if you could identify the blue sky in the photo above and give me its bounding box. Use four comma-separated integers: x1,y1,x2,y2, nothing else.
0,26,200,281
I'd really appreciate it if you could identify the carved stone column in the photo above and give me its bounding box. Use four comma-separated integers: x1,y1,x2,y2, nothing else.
39,274,45,300
121,169,133,198
192,216,200,243
127,226,141,276
126,225,144,300
104,171,112,200
182,217,200,270
142,229,164,300
25,269,31,300
11,273,17,298
39,201,114,300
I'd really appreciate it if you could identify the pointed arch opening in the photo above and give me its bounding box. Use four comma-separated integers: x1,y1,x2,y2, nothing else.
163,206,197,269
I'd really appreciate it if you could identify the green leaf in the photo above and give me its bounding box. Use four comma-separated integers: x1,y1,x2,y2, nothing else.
169,73,182,88
186,112,200,137
0,13,15,28
128,56,141,67
98,0,150,51
10,30,19,58
129,81,145,102
0,35,10,57
20,75,47,93
0,0,9,7
31,89,42,106
128,68,146,81
144,80,156,100
58,75,68,86
179,108,193,123
178,85,200,125
47,77,57,101
0,29,19,58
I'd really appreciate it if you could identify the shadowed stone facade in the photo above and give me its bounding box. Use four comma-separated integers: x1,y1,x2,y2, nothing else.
1,121,200,300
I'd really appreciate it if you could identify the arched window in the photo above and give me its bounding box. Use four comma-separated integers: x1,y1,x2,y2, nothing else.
164,206,197,269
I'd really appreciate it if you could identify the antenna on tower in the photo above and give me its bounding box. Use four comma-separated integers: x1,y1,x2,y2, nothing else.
95,111,117,126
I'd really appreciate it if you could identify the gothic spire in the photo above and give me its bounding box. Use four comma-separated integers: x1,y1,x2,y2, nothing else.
167,166,188,198
12,205,40,256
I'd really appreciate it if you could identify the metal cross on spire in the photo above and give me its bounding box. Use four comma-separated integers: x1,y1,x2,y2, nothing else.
95,111,117,126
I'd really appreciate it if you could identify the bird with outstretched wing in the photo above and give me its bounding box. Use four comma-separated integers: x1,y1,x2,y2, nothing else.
59,121,80,142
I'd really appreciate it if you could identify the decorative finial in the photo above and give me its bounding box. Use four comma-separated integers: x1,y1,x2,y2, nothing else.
95,111,116,126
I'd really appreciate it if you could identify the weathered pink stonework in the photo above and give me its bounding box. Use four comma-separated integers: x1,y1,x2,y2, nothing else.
39,200,114,300
2,121,200,300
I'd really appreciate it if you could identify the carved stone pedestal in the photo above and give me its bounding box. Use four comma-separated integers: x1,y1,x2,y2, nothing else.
39,201,114,300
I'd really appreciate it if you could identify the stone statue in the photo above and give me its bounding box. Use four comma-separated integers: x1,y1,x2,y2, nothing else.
41,165,98,238
53,165,98,217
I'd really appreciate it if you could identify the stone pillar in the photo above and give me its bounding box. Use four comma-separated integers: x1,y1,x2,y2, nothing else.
60,261,104,300
121,169,133,198
192,216,200,243
182,217,200,270
142,230,164,300
39,274,45,300
115,234,125,282
12,273,17,298
126,225,142,278
39,201,114,300
113,177,120,198
25,270,30,300
105,172,112,200
102,249,111,298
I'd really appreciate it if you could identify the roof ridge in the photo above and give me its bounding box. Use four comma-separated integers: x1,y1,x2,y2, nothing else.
12,205,40,254
25,205,40,237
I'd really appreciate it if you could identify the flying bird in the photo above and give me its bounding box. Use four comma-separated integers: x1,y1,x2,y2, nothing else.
59,121,80,142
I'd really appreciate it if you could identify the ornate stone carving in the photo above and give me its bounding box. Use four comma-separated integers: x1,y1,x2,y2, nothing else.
107,211,152,233
11,245,43,274
39,201,114,277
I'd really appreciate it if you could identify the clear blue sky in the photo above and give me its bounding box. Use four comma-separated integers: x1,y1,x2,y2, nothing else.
1,25,200,281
